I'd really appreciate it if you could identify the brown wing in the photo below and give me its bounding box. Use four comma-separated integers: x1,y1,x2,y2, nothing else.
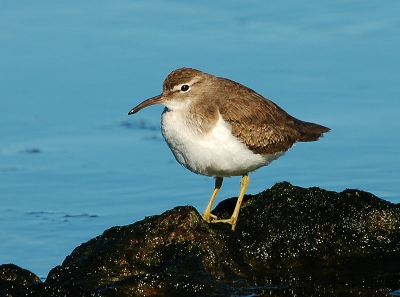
217,79,330,155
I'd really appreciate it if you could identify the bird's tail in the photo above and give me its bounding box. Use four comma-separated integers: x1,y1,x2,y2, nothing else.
296,120,330,142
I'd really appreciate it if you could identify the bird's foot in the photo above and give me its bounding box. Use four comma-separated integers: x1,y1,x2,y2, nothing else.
210,217,238,231
202,212,218,222
202,213,238,230
210,218,233,224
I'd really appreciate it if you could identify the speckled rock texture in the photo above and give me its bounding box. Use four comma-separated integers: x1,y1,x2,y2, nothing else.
2,182,400,296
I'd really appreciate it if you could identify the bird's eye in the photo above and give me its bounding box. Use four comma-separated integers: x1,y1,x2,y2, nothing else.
180,85,190,92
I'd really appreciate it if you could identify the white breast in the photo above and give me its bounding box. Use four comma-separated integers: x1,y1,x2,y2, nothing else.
161,109,284,177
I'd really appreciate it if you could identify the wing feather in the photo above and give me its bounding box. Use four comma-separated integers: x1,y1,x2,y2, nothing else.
217,78,329,155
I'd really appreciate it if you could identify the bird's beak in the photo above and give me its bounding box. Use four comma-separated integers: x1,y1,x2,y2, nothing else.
128,94,164,115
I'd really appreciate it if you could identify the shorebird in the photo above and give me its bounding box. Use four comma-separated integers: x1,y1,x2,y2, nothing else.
128,68,330,230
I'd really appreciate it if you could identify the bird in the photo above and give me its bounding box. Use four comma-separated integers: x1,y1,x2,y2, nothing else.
128,67,330,230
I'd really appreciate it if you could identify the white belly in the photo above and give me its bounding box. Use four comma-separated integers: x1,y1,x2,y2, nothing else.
161,110,284,177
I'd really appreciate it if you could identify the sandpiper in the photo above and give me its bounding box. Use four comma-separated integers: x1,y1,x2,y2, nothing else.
128,67,330,230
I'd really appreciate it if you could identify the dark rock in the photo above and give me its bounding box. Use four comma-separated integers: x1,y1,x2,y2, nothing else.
45,206,245,296
2,182,400,296
0,264,42,295
232,182,400,270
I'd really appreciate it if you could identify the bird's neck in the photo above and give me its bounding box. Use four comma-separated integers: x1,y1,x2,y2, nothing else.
162,101,220,136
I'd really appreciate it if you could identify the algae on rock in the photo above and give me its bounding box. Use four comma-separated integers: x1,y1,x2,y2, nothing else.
1,182,400,296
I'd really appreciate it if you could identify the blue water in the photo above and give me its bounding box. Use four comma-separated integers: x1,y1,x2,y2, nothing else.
1,1,399,279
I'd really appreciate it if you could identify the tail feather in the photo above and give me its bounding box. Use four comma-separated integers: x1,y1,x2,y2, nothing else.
296,120,330,142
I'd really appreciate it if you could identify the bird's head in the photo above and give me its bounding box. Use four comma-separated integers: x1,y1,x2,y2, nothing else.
128,67,215,115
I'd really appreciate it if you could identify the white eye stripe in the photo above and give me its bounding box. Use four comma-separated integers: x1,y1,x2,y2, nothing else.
172,78,198,92
172,83,188,91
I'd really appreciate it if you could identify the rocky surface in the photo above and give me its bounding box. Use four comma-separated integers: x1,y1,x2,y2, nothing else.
1,182,400,296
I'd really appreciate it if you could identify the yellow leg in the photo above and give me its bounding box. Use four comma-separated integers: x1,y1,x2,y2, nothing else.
230,174,250,230
207,174,250,231
202,177,223,222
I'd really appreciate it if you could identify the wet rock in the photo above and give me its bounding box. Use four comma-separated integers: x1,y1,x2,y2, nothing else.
44,206,244,296
2,182,400,296
0,264,41,295
219,182,400,270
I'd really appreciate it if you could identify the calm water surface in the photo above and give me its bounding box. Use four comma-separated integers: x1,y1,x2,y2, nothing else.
1,1,399,281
